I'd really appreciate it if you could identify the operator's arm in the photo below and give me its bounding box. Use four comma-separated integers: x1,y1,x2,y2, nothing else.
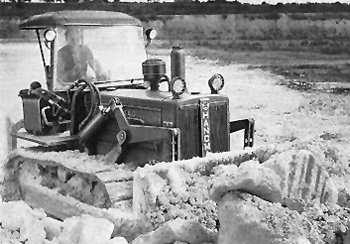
84,46,108,80
93,59,109,80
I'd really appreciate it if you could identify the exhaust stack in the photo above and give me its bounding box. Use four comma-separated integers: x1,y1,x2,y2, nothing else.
171,46,185,80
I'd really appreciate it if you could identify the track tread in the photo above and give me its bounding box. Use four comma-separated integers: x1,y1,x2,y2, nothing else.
5,148,135,208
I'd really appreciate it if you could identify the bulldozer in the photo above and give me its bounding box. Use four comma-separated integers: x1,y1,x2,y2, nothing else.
1,10,254,220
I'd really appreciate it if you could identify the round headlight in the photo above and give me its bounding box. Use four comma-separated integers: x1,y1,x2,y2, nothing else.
170,77,186,97
146,28,157,40
208,73,224,94
44,29,57,42
149,29,157,39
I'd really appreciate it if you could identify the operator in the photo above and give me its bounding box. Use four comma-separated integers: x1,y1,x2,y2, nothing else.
57,27,106,85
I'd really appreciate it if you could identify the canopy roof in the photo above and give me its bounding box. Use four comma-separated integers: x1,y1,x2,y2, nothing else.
19,10,142,29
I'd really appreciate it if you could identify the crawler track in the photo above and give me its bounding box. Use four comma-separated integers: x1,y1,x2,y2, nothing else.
2,148,134,218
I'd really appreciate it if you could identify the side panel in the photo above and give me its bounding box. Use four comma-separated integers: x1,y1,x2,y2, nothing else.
123,105,161,126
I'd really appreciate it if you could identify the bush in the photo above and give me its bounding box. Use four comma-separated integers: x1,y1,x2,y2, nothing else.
147,14,350,41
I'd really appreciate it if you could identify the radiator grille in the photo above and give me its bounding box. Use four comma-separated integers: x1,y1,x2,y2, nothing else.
178,101,229,160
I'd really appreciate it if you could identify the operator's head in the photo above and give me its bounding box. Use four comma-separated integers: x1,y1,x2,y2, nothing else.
65,27,81,48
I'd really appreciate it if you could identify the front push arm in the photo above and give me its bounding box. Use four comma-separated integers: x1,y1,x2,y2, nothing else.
230,118,255,148
77,98,180,163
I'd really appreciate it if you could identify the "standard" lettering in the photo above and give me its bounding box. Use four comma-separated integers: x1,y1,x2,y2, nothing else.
201,100,211,155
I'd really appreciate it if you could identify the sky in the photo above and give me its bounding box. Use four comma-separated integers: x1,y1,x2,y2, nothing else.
2,0,349,4
128,0,350,4
239,0,350,3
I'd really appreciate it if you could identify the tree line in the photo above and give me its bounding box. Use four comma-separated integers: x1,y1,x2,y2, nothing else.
1,1,350,20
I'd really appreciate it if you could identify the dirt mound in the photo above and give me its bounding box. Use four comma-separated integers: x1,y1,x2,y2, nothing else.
131,141,350,244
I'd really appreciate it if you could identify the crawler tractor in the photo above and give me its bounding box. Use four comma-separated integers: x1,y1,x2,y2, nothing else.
2,11,254,219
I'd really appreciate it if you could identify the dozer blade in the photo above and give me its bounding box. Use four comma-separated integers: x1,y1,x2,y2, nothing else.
2,148,134,220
